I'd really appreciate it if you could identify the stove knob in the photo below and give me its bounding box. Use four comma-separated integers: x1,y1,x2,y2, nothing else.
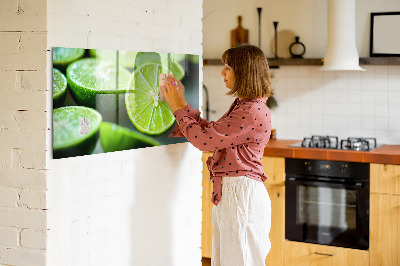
340,164,347,174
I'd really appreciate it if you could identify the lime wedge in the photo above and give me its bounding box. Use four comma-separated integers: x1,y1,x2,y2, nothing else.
100,121,160,152
53,106,102,159
125,62,175,135
90,49,138,68
66,58,131,109
52,68,67,108
53,47,85,72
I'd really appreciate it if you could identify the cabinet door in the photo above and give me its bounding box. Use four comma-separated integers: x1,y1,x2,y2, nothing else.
262,156,285,186
265,184,285,266
370,193,400,266
284,241,369,266
370,163,400,195
202,152,213,258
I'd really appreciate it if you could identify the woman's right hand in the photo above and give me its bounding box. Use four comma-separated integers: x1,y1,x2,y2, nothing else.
169,76,187,108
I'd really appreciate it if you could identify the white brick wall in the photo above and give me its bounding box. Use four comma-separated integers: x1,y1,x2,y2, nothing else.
1,0,203,265
0,0,48,265
46,1,203,266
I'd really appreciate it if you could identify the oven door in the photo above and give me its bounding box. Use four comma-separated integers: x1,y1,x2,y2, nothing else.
285,177,369,250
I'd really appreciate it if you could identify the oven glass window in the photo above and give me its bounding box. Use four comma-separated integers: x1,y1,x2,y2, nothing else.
297,186,356,230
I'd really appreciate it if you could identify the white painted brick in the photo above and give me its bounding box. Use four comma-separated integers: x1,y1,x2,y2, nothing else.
20,229,46,250
87,33,124,51
0,247,45,266
0,90,46,111
0,227,19,247
180,15,202,30
0,0,46,32
19,189,46,209
0,129,46,150
0,110,47,131
0,187,19,208
20,149,46,170
0,168,47,189
0,70,16,90
0,149,11,169
0,32,20,54
0,32,47,71
0,208,46,230
16,70,47,92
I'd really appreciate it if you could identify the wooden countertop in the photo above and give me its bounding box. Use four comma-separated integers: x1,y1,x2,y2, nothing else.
263,139,400,165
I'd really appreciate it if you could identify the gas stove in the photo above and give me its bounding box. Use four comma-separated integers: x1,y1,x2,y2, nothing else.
289,135,382,151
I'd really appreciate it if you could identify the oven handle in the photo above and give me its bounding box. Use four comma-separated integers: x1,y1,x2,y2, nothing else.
286,177,364,189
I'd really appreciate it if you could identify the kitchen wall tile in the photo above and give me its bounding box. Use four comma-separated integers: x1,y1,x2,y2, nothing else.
362,116,375,130
374,90,388,104
285,66,298,77
361,90,374,104
286,77,299,89
389,104,400,117
349,128,362,137
375,104,389,117
388,75,400,91
388,131,400,143
202,65,400,144
336,90,349,103
348,90,362,103
349,116,362,129
323,103,336,116
361,104,375,117
388,117,400,131
388,91,400,104
374,130,389,144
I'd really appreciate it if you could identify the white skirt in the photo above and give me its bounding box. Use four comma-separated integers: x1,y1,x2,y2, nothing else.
211,176,271,266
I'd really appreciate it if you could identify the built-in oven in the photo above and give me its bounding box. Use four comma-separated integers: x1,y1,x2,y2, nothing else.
285,158,370,250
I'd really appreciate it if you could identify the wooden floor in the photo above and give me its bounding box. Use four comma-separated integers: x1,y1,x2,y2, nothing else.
202,257,211,266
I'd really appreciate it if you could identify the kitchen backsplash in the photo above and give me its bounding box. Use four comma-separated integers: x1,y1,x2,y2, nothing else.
203,65,400,144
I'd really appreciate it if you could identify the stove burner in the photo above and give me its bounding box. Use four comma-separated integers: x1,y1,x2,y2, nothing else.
340,137,377,151
301,135,339,149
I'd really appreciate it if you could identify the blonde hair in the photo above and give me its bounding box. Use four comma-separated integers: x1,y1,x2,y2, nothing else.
221,44,273,99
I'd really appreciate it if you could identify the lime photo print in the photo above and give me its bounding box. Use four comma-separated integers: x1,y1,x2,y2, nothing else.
52,47,200,159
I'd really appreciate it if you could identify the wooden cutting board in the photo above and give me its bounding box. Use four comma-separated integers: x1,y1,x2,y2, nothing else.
231,16,249,48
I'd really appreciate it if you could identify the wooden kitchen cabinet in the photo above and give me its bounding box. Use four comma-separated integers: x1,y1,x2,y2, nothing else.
284,240,369,266
370,163,400,266
202,152,213,258
370,163,400,195
201,153,286,265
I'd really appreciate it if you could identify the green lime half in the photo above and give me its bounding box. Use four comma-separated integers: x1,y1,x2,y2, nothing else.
100,121,160,152
125,62,175,135
90,49,138,68
52,68,67,108
53,106,102,159
66,58,131,109
53,47,85,72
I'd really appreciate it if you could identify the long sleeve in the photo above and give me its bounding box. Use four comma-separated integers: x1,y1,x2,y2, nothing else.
172,105,257,152
169,104,211,137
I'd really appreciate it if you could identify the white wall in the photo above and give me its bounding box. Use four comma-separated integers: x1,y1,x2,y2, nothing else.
46,0,203,265
0,0,48,265
203,0,400,58
203,0,400,145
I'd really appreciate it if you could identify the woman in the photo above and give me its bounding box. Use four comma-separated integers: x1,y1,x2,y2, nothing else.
161,44,273,266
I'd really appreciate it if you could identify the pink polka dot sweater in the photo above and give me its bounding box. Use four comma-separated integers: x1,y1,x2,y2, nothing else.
169,97,272,206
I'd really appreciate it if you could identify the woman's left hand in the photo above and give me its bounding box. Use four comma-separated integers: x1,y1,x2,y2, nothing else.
160,76,185,113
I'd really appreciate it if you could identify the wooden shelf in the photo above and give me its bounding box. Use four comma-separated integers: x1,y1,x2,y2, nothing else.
203,57,400,67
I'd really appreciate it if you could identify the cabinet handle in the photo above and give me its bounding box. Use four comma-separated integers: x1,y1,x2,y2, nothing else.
313,252,335,256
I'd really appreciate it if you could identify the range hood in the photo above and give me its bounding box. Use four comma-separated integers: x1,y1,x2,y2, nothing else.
320,0,365,71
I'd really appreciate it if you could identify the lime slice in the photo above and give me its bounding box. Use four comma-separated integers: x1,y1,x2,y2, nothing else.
52,68,67,108
66,58,131,109
100,121,160,152
125,62,175,135
53,47,85,72
90,49,138,68
188,54,200,64
53,106,102,159
134,52,185,80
